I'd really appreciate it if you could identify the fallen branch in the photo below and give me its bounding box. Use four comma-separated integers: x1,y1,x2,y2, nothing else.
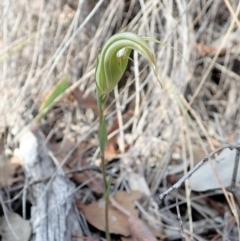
159,144,240,199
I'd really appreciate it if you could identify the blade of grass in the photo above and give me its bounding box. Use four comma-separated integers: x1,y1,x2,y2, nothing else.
38,76,69,121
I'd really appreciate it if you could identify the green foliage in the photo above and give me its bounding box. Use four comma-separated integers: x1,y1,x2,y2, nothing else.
38,76,69,120
95,31,189,241
95,32,159,241
98,117,108,154
95,32,157,99
104,179,112,199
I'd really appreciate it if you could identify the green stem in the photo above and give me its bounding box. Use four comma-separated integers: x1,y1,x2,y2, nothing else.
100,153,110,241
99,108,111,241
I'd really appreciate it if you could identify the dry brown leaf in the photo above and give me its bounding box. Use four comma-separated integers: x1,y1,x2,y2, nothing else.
0,157,22,188
121,237,134,241
49,136,90,168
114,190,142,216
79,191,162,239
104,137,119,159
128,215,157,241
79,199,130,236
74,158,103,194
78,190,142,236
50,137,103,193
49,138,90,186
49,137,75,163
104,119,120,159
105,111,133,160
195,43,227,56
111,194,166,240
71,87,97,110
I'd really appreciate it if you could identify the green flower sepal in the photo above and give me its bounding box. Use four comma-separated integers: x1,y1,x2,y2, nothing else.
95,32,157,102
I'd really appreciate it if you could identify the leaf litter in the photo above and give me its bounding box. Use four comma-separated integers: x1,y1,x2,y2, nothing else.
0,156,23,188
78,190,165,240
78,191,141,236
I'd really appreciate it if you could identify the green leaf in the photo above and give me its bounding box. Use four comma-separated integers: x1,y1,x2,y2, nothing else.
98,117,108,154
38,76,69,120
104,178,112,199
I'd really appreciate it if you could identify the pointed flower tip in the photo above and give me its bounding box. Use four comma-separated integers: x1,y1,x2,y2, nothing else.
95,32,157,97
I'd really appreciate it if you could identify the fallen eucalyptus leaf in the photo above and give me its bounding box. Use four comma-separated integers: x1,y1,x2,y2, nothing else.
189,148,240,191
78,191,141,236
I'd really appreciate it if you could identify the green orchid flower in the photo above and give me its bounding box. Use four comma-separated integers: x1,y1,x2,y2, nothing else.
94,32,191,241
95,32,157,107
95,32,159,241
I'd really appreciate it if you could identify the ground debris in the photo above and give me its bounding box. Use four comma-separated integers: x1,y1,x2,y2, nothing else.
19,128,83,241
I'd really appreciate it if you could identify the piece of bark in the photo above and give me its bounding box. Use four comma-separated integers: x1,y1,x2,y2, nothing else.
19,128,83,241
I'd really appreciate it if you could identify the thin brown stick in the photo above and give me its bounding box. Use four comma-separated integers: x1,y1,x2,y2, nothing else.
230,148,240,191
175,190,185,241
159,144,240,200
